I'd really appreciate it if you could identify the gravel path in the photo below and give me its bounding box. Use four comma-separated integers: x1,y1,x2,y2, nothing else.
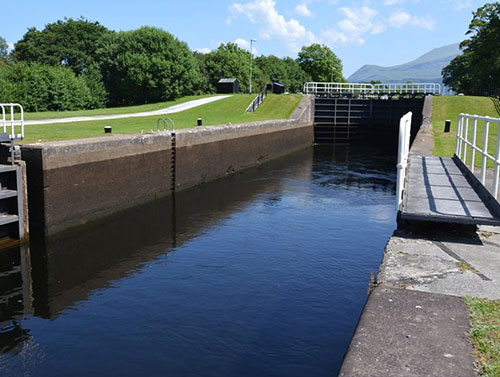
24,95,232,125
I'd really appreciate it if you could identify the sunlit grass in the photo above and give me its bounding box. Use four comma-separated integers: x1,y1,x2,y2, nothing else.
21,94,302,143
432,96,500,164
465,297,500,377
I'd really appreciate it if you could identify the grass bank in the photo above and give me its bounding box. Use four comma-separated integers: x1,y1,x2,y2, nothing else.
22,94,302,143
432,96,500,158
465,297,500,377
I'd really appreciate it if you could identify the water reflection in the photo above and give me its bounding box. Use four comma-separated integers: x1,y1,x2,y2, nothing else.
0,145,396,377
25,148,315,320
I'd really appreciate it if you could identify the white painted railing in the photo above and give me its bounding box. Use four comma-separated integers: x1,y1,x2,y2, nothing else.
373,83,441,95
456,113,500,198
396,112,413,210
303,82,374,94
0,103,25,140
303,82,441,95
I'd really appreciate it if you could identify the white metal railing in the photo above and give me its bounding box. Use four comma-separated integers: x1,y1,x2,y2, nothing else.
0,103,25,140
373,83,441,95
396,112,413,210
456,113,500,198
303,82,441,95
246,87,268,112
303,82,374,94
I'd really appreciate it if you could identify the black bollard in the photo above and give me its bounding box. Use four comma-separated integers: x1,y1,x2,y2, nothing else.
444,120,451,133
197,118,203,126
104,125,112,134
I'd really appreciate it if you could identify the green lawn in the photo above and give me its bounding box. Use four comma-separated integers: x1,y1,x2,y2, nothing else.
465,297,500,377
22,94,302,143
22,94,218,120
432,96,500,160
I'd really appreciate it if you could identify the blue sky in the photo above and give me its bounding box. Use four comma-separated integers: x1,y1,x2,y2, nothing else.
1,0,485,77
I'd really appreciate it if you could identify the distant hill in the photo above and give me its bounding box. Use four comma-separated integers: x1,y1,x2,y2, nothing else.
348,43,461,84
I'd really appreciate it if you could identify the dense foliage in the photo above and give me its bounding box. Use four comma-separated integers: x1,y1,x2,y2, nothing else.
297,44,344,82
97,27,202,105
0,62,105,111
1,17,345,111
255,55,311,93
442,2,500,95
12,18,111,75
196,42,266,93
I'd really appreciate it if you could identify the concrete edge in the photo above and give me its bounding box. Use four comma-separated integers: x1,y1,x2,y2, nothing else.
409,95,434,157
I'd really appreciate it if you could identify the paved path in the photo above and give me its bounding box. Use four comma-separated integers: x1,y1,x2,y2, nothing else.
24,95,232,126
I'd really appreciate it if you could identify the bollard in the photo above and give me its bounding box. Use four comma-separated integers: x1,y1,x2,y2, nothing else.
197,118,202,126
104,126,112,134
444,120,451,133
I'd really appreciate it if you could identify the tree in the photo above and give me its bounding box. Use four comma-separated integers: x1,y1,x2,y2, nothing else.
12,17,112,75
297,44,344,82
97,26,202,105
442,2,500,95
200,42,266,93
0,36,9,62
255,55,310,93
0,62,105,111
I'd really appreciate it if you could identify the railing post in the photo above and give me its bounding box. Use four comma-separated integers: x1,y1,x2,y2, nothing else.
456,115,463,158
493,121,500,198
471,119,478,173
481,120,490,185
462,117,469,163
396,112,413,211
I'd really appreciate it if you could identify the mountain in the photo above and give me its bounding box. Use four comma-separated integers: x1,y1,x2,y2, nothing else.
347,43,461,84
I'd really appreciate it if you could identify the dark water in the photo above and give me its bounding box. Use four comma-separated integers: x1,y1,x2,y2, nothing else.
0,145,396,377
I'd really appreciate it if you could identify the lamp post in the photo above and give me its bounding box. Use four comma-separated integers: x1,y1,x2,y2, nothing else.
249,38,257,94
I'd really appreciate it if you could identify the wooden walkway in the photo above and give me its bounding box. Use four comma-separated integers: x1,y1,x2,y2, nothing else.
400,156,500,225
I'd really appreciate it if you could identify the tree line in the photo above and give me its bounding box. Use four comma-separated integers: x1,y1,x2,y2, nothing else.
0,18,344,112
442,2,500,96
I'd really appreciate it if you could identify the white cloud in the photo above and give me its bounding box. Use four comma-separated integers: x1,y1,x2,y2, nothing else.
228,0,436,53
294,3,312,17
195,47,212,54
388,11,435,30
234,38,259,54
383,0,406,5
228,0,316,51
323,6,386,45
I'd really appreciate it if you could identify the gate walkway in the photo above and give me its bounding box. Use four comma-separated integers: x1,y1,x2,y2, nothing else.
400,155,500,225
397,113,500,226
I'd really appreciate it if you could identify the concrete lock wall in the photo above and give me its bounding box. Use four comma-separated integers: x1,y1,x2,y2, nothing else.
21,96,314,236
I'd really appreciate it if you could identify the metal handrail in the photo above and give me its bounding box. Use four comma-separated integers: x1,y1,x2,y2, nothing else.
246,87,268,112
303,82,374,94
373,83,441,95
0,103,24,140
396,112,413,210
456,113,500,198
303,82,441,95
157,118,175,133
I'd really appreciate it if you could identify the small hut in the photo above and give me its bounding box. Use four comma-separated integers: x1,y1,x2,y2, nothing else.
217,78,240,94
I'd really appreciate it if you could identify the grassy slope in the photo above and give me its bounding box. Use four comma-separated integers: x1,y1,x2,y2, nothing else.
23,94,217,120
432,96,500,159
22,94,302,143
465,297,500,377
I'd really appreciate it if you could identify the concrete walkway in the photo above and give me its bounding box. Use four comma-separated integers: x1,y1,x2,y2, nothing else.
24,95,232,125
339,102,499,376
